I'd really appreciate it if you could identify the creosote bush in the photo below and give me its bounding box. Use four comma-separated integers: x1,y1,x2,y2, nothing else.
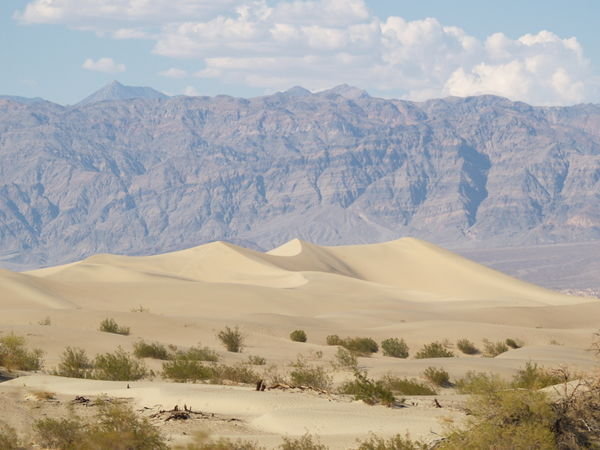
174,430,263,449
289,355,332,390
93,347,147,381
212,364,259,384
326,334,342,345
482,339,509,357
456,338,479,355
380,375,437,395
455,371,508,395
34,416,84,449
423,367,451,387
511,362,564,390
332,347,358,371
279,433,328,450
340,370,395,406
381,338,409,358
0,422,20,450
133,340,169,360
326,335,378,356
55,346,93,378
0,333,44,371
98,318,130,336
290,329,308,343
217,326,244,352
246,355,266,365
505,338,523,349
356,432,428,450
174,346,219,362
414,342,454,359
162,359,213,383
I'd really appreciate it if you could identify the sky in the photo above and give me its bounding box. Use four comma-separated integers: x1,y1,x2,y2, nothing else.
2,0,600,106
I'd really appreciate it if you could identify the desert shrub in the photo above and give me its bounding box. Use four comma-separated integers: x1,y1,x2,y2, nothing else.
212,364,259,384
340,371,395,406
93,347,147,381
423,367,451,387
133,340,169,360
332,347,358,370
456,338,479,355
0,333,44,371
174,346,219,362
505,338,523,349
99,318,130,336
381,338,409,358
246,355,267,365
0,422,20,450
326,334,342,345
511,362,564,390
162,359,213,382
342,337,379,356
440,422,556,450
34,417,84,450
483,339,509,357
380,375,437,395
289,356,332,390
55,346,93,378
414,342,454,359
174,431,263,449
279,433,327,450
217,326,244,352
455,371,508,394
355,432,428,450
290,330,307,342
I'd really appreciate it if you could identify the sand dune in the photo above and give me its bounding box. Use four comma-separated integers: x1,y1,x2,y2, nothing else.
2,237,598,447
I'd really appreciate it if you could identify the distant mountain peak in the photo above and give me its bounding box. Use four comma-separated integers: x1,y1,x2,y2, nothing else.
319,84,369,100
76,80,168,106
283,86,312,97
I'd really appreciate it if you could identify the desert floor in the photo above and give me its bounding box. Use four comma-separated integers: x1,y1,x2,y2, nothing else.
1,237,598,448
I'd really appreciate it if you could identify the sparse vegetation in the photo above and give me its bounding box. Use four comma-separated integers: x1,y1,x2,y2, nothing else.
455,371,508,394
326,334,342,345
279,433,328,450
98,318,130,336
54,346,92,379
290,329,307,342
342,337,379,356
381,338,409,358
289,355,332,390
414,341,454,359
133,340,170,360
174,431,264,449
0,333,44,371
34,416,85,449
355,432,428,450
423,367,451,387
380,375,437,395
340,370,395,406
0,422,20,450
482,339,509,357
38,316,51,326
93,347,147,381
173,345,219,362
456,338,479,355
505,338,523,349
332,347,358,370
511,362,564,390
212,364,259,384
217,326,244,352
246,355,267,365
162,359,213,382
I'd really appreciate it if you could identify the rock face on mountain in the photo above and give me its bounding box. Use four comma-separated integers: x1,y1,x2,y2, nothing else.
0,86,599,268
76,81,168,106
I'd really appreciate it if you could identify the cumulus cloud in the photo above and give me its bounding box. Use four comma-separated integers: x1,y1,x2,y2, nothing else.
159,68,189,78
183,86,201,96
82,57,126,73
16,0,600,104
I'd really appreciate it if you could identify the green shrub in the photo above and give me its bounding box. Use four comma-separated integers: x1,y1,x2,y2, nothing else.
380,375,437,395
217,326,244,353
246,355,266,365
0,422,20,450
0,333,44,371
289,356,332,390
456,338,479,355
343,337,379,356
34,417,84,450
290,330,308,342
279,433,328,450
414,342,454,359
356,432,428,450
174,346,219,362
483,339,509,357
174,431,264,449
212,364,259,384
340,371,395,406
332,347,358,370
162,359,213,382
455,371,508,395
381,338,409,358
423,367,451,387
505,338,523,349
512,362,564,390
326,334,342,345
55,346,93,378
93,347,147,381
99,318,130,336
133,340,169,360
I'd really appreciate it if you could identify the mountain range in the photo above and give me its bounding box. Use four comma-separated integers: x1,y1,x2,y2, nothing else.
0,82,599,269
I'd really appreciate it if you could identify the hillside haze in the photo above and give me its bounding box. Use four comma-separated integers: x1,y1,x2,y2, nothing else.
0,84,599,268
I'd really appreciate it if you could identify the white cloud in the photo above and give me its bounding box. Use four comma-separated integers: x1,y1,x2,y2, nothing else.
183,86,201,96
159,68,189,78
17,0,600,104
82,57,126,73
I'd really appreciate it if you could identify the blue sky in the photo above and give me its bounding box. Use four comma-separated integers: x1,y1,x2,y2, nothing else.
2,0,599,105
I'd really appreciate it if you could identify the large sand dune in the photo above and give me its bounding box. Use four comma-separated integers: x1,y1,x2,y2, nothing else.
1,238,598,448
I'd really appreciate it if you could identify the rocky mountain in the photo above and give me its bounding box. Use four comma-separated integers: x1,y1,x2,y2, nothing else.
0,95,46,105
76,81,168,106
0,86,599,268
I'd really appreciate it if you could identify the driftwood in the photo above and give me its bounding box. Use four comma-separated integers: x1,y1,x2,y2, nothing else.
72,396,90,405
267,383,330,395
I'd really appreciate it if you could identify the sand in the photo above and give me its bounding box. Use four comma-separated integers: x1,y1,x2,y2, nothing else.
0,237,598,448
